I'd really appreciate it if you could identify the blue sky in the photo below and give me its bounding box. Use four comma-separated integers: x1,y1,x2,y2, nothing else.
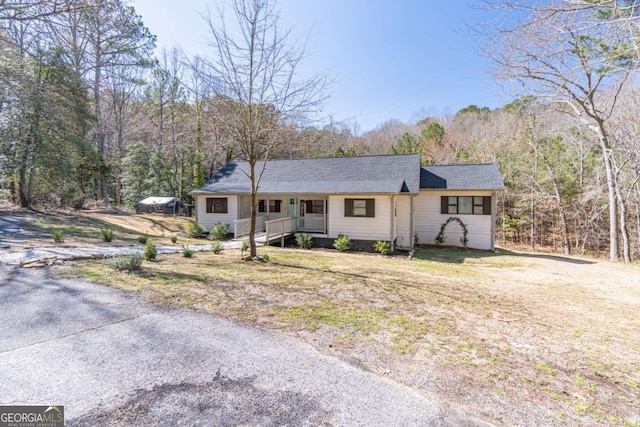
133,0,507,133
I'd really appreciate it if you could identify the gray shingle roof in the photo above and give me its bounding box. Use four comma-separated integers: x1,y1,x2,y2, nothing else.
191,154,422,195
420,164,505,190
191,155,504,195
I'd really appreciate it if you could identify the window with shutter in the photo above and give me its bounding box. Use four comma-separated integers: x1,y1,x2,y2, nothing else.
440,196,491,215
345,199,375,217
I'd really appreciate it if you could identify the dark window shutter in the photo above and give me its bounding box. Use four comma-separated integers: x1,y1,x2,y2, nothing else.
345,199,354,217
221,198,228,213
258,200,265,212
306,201,313,214
483,196,491,215
274,200,281,212
441,196,448,214
206,198,213,213
366,199,375,217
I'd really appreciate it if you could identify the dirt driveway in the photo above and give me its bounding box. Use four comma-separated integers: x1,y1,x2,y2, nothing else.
0,266,490,426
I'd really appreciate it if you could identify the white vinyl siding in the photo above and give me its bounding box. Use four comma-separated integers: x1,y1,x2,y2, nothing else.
395,195,412,248
196,194,238,230
328,195,392,241
415,190,494,250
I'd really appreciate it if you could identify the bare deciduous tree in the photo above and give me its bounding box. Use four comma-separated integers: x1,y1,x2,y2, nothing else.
199,0,328,258
480,0,640,261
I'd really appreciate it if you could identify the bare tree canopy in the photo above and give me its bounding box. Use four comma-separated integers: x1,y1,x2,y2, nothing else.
479,0,640,261
0,0,84,22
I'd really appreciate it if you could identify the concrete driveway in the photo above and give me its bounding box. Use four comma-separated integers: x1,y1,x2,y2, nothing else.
0,266,448,426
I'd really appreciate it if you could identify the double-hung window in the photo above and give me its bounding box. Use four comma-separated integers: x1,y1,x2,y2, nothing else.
442,196,491,215
206,197,228,214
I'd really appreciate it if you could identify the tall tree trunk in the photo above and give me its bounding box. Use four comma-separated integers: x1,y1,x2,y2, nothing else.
529,133,537,251
617,192,631,263
18,163,29,208
26,166,34,209
94,55,109,204
249,159,257,258
595,124,619,261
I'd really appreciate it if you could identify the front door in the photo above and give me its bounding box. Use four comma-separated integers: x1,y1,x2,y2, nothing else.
288,197,297,218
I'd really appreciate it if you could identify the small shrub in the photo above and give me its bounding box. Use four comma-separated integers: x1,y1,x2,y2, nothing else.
182,245,194,258
170,235,178,244
138,234,149,244
143,241,157,261
295,233,313,249
186,222,204,238
373,240,392,255
53,229,64,243
241,240,249,256
100,228,114,242
108,254,142,272
210,222,229,240
211,241,223,254
262,254,270,261
333,234,351,252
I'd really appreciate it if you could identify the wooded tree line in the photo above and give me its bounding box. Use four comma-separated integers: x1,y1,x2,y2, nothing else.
1,0,639,261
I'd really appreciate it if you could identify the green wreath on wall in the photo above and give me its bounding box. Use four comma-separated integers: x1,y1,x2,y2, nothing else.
434,217,469,248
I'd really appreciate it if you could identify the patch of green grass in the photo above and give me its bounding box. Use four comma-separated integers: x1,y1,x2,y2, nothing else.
278,301,382,336
493,387,506,396
536,362,557,377
574,374,596,393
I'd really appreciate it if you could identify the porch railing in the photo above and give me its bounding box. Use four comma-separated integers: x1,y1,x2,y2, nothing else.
298,217,325,233
233,216,266,238
265,217,296,244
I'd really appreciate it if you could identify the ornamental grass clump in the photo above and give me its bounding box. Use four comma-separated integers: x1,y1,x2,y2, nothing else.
186,222,204,238
210,222,229,240
53,229,64,243
373,240,392,255
100,228,114,242
182,245,194,258
295,233,313,249
211,241,223,254
108,254,142,272
332,234,351,252
143,241,157,261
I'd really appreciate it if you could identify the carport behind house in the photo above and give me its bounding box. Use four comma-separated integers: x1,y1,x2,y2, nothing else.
136,197,184,215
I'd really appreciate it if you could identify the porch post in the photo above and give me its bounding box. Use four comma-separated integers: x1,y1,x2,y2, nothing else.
324,198,327,234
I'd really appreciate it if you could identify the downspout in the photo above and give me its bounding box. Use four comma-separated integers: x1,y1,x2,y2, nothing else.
491,191,497,251
410,195,415,248
390,195,396,251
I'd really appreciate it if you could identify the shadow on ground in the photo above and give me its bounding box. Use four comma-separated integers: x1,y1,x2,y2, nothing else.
412,246,595,265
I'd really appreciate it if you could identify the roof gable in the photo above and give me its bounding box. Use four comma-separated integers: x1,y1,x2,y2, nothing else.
420,164,505,190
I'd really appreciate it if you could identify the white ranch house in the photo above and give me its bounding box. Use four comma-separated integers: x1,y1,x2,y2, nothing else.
190,153,505,250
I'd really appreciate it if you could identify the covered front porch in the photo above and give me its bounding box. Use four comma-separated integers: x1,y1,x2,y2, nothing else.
233,195,328,240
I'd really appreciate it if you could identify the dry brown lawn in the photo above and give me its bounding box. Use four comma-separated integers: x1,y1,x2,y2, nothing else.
3,209,199,246
65,243,640,426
